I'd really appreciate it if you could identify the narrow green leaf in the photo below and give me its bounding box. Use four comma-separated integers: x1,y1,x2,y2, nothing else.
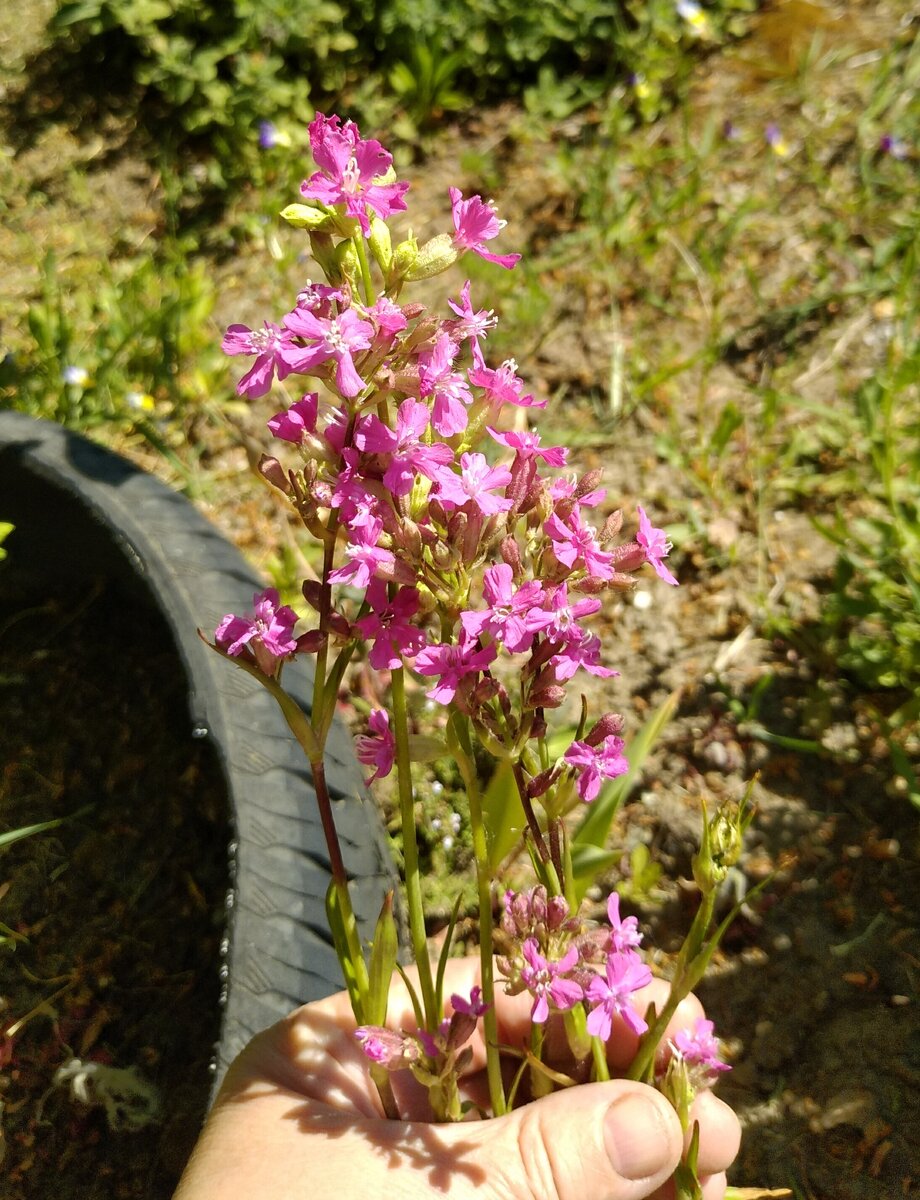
366,892,399,1027
483,759,525,871
434,894,464,1014
0,806,91,852
325,881,365,1021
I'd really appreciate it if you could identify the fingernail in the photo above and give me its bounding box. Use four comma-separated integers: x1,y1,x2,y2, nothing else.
604,1092,673,1181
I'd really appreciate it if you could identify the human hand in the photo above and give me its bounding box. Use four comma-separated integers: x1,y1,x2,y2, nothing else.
174,956,740,1200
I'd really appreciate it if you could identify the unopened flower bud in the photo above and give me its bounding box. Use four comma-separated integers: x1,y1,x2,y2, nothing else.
309,231,340,280
500,536,523,578
280,202,336,231
296,629,325,654
472,675,500,705
527,767,558,799
328,611,352,639
610,542,647,571
599,509,624,544
393,519,423,558
428,497,448,527
692,799,752,894
402,303,425,320
405,233,460,281
585,712,625,746
390,235,419,280
546,894,571,931
334,239,361,288
302,580,323,610
259,454,293,495
572,575,607,594
529,684,566,709
367,215,392,273
576,469,604,499
447,510,468,545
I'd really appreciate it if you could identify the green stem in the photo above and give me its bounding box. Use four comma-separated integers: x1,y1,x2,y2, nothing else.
354,234,376,305
627,891,715,1083
591,1036,610,1082
391,666,437,1025
452,715,507,1117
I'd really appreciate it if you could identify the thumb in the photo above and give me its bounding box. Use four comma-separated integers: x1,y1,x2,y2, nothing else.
462,1080,682,1200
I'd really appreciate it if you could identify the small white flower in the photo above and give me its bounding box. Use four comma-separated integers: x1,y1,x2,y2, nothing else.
63,365,89,388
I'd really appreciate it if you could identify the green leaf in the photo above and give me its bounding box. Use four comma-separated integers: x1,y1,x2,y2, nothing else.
483,760,526,871
325,881,365,1021
0,523,13,562
365,892,398,1027
0,805,92,852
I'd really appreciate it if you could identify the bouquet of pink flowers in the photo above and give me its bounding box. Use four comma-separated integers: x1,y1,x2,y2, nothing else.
211,114,773,1199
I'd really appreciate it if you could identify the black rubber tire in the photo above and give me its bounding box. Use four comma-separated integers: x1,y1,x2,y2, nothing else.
0,412,396,1095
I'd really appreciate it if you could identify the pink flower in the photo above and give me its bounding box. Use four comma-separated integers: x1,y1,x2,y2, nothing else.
672,1018,731,1075
605,893,643,955
435,452,512,516
414,638,497,703
585,951,652,1041
449,187,521,269
460,563,551,653
214,588,299,677
355,710,396,783
301,113,409,236
354,1024,418,1069
328,517,394,589
550,631,618,683
544,512,614,580
267,393,319,442
541,582,602,640
563,735,628,802
469,358,543,408
446,279,496,367
419,334,473,437
355,399,453,496
221,321,298,398
487,427,567,467
520,938,584,1023
366,295,408,338
283,305,374,398
636,505,679,586
355,581,426,669
450,986,489,1018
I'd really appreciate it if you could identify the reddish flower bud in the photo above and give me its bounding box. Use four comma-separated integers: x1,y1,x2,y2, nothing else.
259,454,293,494
530,684,566,708
585,712,626,746
499,536,523,578
302,580,323,610
296,629,326,654
576,469,603,499
610,542,646,571
527,767,560,799
599,509,624,544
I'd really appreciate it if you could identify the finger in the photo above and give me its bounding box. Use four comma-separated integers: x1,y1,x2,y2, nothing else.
177,1077,683,1200
686,1090,741,1178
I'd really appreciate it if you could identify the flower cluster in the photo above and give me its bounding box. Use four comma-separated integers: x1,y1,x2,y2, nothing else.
498,889,652,1038
208,115,739,1152
216,104,676,801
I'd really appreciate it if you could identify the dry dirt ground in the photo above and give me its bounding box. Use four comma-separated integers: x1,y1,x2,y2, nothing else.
1,2,918,1197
